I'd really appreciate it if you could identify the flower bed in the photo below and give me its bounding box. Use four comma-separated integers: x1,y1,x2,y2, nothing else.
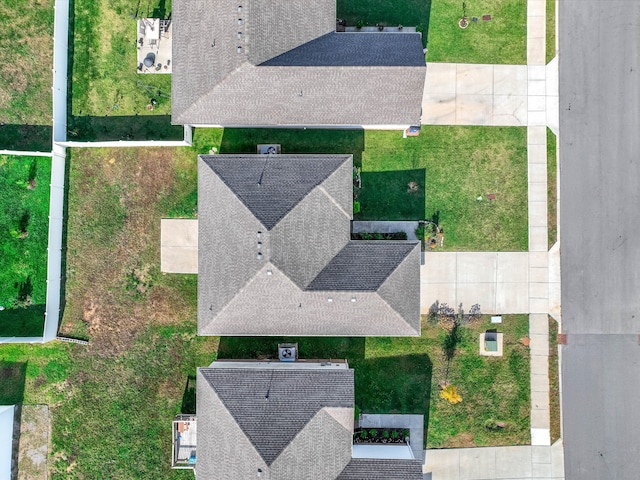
353,427,410,444
351,232,408,241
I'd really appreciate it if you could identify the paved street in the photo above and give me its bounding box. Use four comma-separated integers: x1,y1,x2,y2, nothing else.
559,1,640,478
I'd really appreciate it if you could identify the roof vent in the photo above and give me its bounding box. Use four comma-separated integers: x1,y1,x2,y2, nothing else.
237,31,243,40
266,269,272,276
351,296,357,302
278,343,298,362
237,46,244,54
257,241,262,248
257,252,262,260
238,5,243,13
327,297,333,303
237,18,244,26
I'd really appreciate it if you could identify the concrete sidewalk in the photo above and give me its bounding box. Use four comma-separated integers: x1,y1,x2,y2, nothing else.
424,441,565,479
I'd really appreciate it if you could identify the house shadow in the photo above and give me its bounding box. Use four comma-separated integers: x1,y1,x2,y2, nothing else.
180,375,196,414
0,305,45,337
217,336,367,362
357,169,426,220
66,115,183,142
0,124,52,152
219,128,366,165
353,353,432,448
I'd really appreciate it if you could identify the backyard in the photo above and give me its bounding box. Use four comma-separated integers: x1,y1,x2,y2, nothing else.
68,0,182,141
0,155,51,337
426,0,527,64
0,0,54,151
218,314,531,448
194,126,529,251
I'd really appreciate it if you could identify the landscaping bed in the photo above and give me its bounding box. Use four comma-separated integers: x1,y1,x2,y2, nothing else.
426,0,526,64
69,0,182,141
352,232,408,240
353,427,410,444
0,156,51,337
0,0,54,150
199,126,528,251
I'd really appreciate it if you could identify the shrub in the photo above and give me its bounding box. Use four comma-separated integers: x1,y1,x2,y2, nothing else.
353,201,361,214
356,20,365,29
369,429,378,437
440,385,463,404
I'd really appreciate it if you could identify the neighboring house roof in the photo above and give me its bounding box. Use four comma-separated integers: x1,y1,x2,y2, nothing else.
198,154,421,336
196,363,423,480
0,406,14,480
172,0,426,126
337,458,424,479
197,364,354,479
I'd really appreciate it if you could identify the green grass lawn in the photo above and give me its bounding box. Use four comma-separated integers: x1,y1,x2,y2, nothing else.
0,0,54,150
547,128,557,248
0,155,51,337
426,0,526,64
194,126,528,251
546,0,556,63
218,314,531,448
69,0,182,141
337,0,432,33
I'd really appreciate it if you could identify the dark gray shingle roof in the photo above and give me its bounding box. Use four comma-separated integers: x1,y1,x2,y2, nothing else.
198,154,421,336
337,458,424,479
202,155,348,229
172,0,425,126
261,32,426,67
307,241,419,291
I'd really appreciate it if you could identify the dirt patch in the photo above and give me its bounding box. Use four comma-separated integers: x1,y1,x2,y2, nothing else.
442,431,476,448
13,405,49,480
60,148,197,356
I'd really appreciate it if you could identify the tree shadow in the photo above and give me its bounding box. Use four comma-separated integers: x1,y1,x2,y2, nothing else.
219,128,366,165
0,124,52,152
0,361,27,404
18,212,30,237
67,115,183,142
358,169,426,220
180,375,196,414
152,0,168,19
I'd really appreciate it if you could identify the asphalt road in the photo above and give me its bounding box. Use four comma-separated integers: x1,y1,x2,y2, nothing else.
559,1,640,479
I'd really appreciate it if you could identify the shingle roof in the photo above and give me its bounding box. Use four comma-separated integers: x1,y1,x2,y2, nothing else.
201,155,348,229
197,365,354,479
337,458,424,479
172,0,425,126
261,32,426,67
307,241,419,291
198,154,421,337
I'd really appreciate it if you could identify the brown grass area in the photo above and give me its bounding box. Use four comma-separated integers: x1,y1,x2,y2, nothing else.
60,147,197,355
0,0,54,124
548,316,561,443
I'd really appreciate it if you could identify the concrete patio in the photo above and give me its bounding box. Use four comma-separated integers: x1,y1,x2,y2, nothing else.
160,219,197,273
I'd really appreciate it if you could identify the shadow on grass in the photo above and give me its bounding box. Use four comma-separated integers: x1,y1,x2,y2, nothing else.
358,169,426,220
0,305,45,337
218,336,366,360
0,124,52,152
219,128,366,165
67,115,183,142
0,361,27,404
181,375,196,414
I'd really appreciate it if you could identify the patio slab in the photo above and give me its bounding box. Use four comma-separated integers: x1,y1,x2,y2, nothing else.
161,219,198,273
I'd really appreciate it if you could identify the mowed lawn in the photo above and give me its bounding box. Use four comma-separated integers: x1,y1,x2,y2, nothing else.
0,155,51,337
426,0,526,64
195,126,528,251
0,0,54,150
218,314,531,448
69,0,182,140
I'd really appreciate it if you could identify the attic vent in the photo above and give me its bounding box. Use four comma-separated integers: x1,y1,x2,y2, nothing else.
351,296,357,302
257,252,263,260
237,5,243,13
278,343,298,362
257,231,262,239
327,297,333,303
237,18,244,26
237,32,243,40
237,46,244,54
257,241,262,248
266,270,272,276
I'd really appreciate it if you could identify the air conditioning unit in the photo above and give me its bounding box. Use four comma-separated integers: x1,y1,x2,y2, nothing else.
278,343,298,362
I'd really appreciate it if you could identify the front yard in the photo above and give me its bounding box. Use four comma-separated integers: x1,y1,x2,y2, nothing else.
0,155,51,337
195,126,529,251
218,314,531,448
426,0,526,64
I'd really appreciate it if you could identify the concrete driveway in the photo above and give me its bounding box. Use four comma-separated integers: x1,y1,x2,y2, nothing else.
421,63,528,126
